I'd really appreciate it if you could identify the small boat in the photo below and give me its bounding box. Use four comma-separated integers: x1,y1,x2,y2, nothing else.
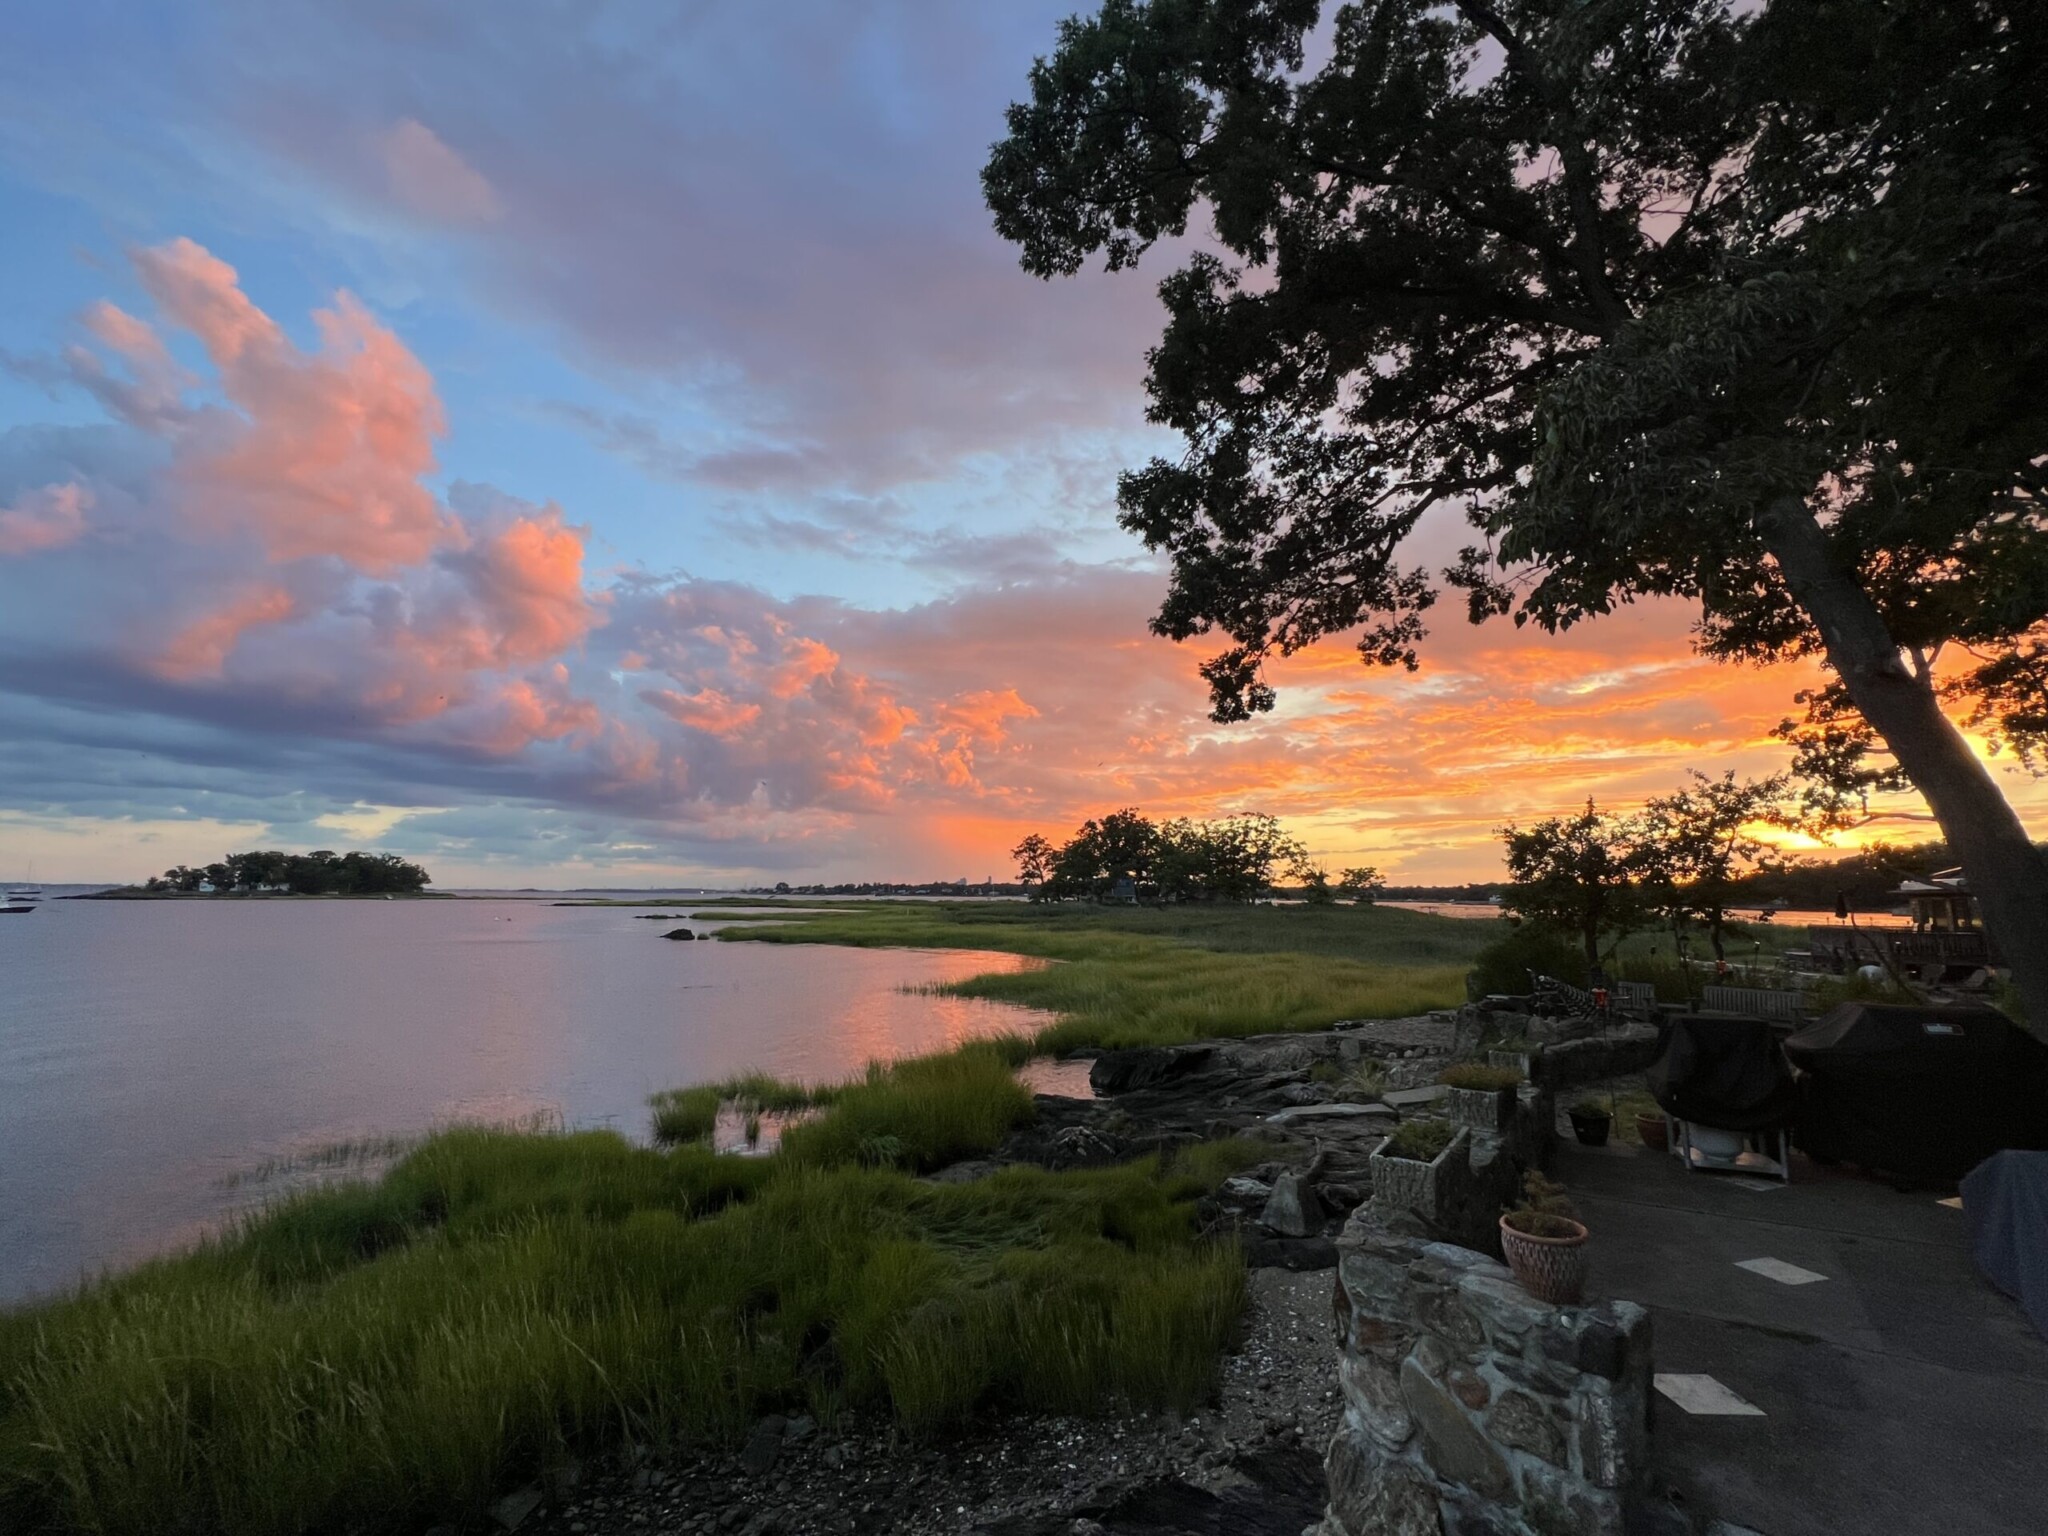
2,884,42,915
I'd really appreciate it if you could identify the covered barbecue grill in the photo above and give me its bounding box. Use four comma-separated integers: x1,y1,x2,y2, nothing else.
1647,1015,1799,1131
1782,1003,2048,1183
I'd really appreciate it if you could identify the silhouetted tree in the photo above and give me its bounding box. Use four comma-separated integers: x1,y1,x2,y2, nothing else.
1638,772,1792,959
987,0,2048,1038
1500,801,1648,971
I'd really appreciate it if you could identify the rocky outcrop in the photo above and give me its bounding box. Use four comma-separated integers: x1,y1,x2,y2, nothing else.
1317,1211,1653,1536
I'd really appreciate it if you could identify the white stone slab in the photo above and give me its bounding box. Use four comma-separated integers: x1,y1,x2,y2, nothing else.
1264,1101,1396,1125
1735,1257,1827,1286
1382,1084,1449,1108
1654,1374,1765,1417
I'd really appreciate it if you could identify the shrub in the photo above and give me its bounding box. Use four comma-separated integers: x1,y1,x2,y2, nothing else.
1466,925,1587,998
1381,1118,1455,1162
1503,1170,1580,1238
1438,1063,1523,1092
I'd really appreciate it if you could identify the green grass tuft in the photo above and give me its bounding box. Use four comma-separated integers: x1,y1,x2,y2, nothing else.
780,1041,1037,1172
1382,1118,1456,1162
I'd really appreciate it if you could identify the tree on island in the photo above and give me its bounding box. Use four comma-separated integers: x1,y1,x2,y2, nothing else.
986,1,2048,1039
1011,808,1320,902
148,850,431,896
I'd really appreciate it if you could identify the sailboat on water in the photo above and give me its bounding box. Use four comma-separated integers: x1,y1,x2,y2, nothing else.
3,864,42,915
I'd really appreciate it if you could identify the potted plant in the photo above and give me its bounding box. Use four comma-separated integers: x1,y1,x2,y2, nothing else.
1499,1171,1589,1304
1567,1095,1613,1146
1439,1062,1523,1131
1615,1091,1668,1151
1368,1118,1465,1227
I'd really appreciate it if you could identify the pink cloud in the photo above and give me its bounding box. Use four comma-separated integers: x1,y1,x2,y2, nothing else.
377,118,503,224
150,584,299,680
111,238,454,572
458,669,600,755
0,483,90,557
642,686,764,736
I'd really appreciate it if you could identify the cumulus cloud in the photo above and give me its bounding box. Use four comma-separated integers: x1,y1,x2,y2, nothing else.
0,232,2006,884
127,238,454,571
149,583,298,680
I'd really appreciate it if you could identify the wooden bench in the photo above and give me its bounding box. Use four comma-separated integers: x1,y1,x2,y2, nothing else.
1700,984,1807,1024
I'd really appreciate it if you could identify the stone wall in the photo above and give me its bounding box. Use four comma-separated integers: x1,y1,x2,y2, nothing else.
1318,1212,1652,1536
1530,1029,1662,1094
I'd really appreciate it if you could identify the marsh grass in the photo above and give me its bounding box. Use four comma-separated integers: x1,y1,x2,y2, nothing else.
649,1074,844,1147
215,1134,420,1189
0,1134,1246,1536
779,1038,1036,1172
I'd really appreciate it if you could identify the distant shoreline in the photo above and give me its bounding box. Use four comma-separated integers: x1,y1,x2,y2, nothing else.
64,888,455,901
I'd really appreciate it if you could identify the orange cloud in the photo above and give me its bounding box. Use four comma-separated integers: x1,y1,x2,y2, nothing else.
642,686,764,735
766,635,839,697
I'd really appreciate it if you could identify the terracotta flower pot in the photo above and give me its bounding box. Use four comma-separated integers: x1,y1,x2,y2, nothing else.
1635,1112,1669,1151
1499,1214,1589,1305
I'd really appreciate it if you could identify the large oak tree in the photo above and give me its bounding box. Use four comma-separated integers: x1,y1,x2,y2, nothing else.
984,0,2048,1036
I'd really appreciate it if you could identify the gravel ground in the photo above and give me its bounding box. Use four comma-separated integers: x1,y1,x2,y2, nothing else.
515,1269,1341,1536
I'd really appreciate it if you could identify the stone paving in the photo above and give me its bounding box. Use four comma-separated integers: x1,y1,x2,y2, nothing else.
1558,1137,2048,1536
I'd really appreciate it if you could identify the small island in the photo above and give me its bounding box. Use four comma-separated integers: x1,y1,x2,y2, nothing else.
89,849,434,898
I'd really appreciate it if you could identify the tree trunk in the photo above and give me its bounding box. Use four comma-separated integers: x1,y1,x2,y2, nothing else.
1757,496,2048,1042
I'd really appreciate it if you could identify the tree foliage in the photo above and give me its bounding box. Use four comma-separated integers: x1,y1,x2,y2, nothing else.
1637,771,1792,958
1336,866,1385,904
987,0,2048,1035
149,850,432,896
1011,808,1308,902
986,0,2048,736
1498,800,1649,969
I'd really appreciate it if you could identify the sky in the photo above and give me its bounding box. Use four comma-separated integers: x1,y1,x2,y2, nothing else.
0,1,2034,889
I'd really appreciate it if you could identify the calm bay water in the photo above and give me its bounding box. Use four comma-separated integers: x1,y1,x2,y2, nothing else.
0,897,1043,1305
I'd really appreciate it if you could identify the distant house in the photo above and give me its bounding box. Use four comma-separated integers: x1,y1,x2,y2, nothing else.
1806,868,1999,980
1893,868,1980,933
1109,876,1138,904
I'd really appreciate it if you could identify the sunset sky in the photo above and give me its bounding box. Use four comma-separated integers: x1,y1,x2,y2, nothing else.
0,2,2033,888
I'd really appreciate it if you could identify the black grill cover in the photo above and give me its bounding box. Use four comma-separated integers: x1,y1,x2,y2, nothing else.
1646,1015,1798,1132
1782,1003,2048,1183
